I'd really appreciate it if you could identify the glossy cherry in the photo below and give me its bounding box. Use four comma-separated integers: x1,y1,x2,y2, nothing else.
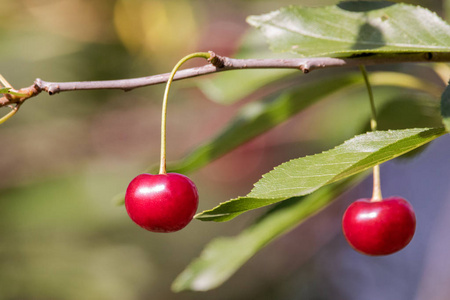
342,196,416,256
125,173,199,233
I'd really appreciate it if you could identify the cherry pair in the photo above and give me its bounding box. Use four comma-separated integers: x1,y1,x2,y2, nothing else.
123,54,418,253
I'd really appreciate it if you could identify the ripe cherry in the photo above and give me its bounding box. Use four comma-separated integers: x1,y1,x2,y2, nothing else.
125,173,199,233
342,196,416,256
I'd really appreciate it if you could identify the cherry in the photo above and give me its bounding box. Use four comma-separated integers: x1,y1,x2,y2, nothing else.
342,196,416,256
125,173,199,233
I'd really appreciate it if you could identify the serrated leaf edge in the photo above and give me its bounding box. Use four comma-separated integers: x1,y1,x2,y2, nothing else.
195,128,446,221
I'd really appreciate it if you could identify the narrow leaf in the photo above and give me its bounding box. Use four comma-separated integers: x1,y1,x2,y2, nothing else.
441,82,450,131
173,175,365,292
196,128,446,222
0,87,27,97
247,1,450,57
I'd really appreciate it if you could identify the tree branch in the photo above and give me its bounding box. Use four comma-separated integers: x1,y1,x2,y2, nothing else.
2,51,450,108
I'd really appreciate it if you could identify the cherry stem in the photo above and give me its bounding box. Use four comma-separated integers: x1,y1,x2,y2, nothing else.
0,103,21,125
159,52,211,175
359,65,383,201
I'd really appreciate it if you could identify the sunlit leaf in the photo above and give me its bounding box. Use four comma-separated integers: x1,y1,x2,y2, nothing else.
196,127,446,222
172,174,365,292
247,1,450,57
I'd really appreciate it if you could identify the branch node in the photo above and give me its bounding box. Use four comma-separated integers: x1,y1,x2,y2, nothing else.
48,85,60,96
33,78,43,92
300,63,310,74
208,51,225,68
35,78,60,95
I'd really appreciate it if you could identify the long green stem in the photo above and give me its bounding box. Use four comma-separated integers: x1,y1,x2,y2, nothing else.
359,65,377,131
159,52,211,174
359,65,382,201
0,104,21,125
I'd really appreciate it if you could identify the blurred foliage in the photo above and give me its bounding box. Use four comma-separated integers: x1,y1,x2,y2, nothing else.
173,175,366,292
114,0,201,69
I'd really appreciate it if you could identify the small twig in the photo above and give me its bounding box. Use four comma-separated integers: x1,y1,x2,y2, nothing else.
1,51,449,108
0,83,41,106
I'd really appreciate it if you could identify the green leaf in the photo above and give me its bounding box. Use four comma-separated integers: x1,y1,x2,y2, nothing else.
441,82,450,131
0,87,27,97
247,1,450,57
196,127,446,222
167,73,363,175
172,174,365,292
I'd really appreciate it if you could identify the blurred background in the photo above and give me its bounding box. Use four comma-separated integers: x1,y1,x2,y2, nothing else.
0,0,449,299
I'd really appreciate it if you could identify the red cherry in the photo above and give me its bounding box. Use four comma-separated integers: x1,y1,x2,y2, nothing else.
342,196,416,256
125,173,199,233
